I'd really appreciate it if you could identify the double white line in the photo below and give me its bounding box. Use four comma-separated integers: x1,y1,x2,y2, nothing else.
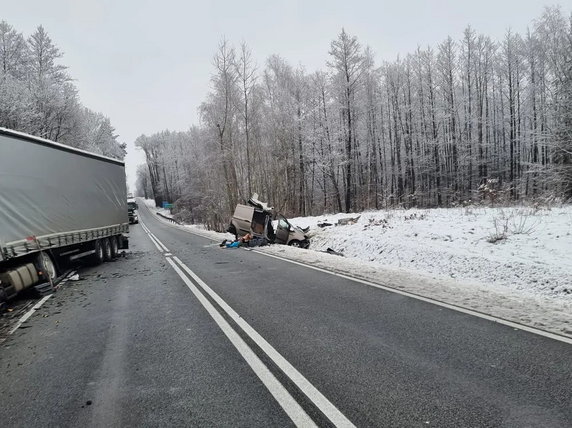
140,221,355,427
141,222,170,254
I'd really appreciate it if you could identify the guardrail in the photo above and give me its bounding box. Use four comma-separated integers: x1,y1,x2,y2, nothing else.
156,212,181,225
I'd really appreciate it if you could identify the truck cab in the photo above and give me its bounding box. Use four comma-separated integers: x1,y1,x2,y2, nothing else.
128,198,139,224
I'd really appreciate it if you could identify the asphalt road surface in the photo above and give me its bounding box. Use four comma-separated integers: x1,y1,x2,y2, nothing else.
1,204,570,427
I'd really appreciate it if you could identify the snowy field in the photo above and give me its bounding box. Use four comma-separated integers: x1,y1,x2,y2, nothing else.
142,199,572,338
290,205,572,297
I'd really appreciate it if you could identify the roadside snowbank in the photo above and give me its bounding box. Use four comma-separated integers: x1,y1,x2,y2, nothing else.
288,206,572,298
144,200,572,338
143,198,173,219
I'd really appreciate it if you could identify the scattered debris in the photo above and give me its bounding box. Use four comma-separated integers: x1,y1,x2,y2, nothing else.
248,237,269,247
337,216,361,226
325,247,344,257
404,213,427,221
364,218,390,230
69,274,80,281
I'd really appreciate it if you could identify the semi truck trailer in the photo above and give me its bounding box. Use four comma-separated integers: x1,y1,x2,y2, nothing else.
0,127,129,306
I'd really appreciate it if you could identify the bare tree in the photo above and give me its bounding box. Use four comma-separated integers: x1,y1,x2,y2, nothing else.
328,29,366,213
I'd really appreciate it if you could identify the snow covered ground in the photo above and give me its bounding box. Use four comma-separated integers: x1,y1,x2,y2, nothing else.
143,198,173,218
142,199,572,338
290,205,572,297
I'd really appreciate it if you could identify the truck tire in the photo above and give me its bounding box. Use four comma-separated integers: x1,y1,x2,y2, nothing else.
102,238,113,261
89,239,105,265
110,236,119,258
37,251,58,282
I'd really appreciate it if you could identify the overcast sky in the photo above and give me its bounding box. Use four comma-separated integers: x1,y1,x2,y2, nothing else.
2,0,566,190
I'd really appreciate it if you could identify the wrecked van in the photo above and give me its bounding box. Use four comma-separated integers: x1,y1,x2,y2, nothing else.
227,195,310,248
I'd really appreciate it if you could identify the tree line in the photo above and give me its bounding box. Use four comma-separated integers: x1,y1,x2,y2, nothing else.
150,8,569,225
0,22,125,159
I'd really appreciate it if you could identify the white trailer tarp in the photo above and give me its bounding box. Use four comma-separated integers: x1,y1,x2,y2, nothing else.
0,129,128,251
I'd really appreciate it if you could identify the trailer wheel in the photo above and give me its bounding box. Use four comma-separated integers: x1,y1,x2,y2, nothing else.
110,236,119,258
89,239,105,265
102,238,113,261
37,251,58,282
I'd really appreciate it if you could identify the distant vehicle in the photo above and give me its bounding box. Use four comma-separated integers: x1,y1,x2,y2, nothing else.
0,128,129,306
128,198,139,224
227,195,310,248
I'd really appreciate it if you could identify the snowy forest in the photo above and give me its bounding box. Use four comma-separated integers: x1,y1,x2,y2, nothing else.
0,22,125,159
135,6,571,229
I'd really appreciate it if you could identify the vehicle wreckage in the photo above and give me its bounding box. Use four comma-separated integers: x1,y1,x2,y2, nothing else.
227,195,311,248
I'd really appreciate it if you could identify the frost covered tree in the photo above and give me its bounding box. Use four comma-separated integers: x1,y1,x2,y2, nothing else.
135,164,152,199
0,22,31,130
200,39,240,212
138,7,572,230
235,42,257,197
0,21,124,160
328,29,366,212
535,7,572,198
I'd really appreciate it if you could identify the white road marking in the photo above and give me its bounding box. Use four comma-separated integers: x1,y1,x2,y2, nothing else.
140,222,164,252
165,257,318,428
142,223,170,252
256,252,572,346
8,295,52,335
151,233,169,252
172,256,356,427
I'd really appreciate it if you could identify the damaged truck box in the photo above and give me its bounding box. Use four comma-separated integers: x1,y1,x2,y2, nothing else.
227,195,310,248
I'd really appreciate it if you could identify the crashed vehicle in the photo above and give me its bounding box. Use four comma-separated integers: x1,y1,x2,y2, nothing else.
227,195,310,248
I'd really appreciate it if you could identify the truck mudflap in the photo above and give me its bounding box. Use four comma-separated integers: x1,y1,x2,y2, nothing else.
120,235,129,250
33,269,74,296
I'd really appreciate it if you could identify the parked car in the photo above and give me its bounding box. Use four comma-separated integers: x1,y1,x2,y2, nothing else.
227,195,310,248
